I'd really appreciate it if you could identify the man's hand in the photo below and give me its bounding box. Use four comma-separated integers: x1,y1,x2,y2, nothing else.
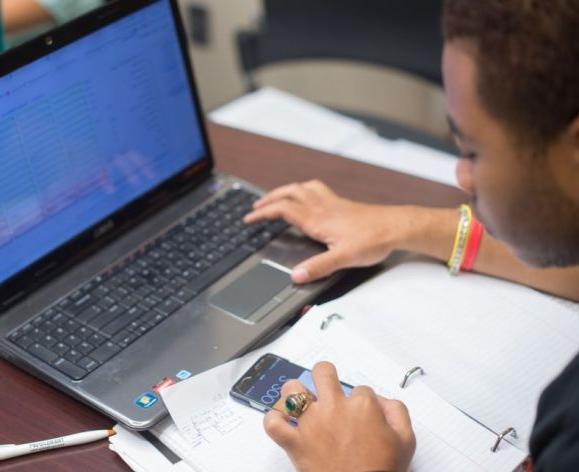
245,180,419,284
264,362,416,472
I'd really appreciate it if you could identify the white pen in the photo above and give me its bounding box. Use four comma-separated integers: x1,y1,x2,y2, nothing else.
0,429,116,461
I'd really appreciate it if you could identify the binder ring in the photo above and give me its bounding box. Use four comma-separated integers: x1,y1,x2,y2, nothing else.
399,366,425,389
490,427,518,453
320,313,344,330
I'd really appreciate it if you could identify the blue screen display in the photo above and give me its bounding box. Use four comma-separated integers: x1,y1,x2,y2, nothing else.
0,0,207,285
244,357,354,409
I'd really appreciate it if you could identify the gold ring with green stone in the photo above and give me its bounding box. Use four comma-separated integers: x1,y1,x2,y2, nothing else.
284,391,316,418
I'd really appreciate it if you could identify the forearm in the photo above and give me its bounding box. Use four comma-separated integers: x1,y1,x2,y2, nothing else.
2,0,54,34
396,206,579,302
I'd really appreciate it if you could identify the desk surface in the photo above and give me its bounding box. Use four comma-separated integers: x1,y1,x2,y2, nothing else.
0,123,465,471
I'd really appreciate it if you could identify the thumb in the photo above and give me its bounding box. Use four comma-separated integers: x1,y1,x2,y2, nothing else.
292,249,349,284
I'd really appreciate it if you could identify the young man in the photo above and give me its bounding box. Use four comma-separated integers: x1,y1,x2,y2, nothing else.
244,0,579,470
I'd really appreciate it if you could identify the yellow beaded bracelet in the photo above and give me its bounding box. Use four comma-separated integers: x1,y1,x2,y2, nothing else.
448,204,473,275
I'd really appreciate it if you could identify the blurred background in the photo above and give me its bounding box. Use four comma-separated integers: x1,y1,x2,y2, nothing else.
0,0,448,142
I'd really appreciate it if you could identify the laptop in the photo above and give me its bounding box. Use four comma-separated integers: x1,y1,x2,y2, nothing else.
0,0,336,429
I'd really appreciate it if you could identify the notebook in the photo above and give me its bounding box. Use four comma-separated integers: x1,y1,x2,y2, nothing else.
322,257,579,450
158,306,526,471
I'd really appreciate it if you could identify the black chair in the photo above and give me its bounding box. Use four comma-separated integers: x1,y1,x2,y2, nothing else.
236,0,453,152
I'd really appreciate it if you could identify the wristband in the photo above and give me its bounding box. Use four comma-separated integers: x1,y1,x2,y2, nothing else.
461,217,484,271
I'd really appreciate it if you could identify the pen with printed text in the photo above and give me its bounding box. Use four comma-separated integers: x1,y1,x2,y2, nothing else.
0,429,116,461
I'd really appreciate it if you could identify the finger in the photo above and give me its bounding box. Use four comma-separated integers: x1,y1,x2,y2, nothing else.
243,201,304,226
281,379,308,399
351,385,377,398
377,398,415,445
311,362,345,402
302,179,330,194
292,249,350,284
263,409,300,451
253,183,308,209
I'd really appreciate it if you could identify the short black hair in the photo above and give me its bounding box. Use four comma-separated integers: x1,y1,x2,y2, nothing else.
443,0,579,150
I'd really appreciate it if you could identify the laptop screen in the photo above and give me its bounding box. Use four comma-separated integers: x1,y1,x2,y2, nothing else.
0,0,207,286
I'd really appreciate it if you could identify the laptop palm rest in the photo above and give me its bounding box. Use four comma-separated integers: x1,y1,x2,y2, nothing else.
210,262,294,322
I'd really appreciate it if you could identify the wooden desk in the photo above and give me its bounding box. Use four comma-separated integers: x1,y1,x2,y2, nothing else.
0,123,465,471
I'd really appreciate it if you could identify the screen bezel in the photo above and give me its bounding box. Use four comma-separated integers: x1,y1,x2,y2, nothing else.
0,0,214,310
231,354,284,397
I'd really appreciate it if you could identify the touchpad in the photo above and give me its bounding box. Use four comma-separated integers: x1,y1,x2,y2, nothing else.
210,262,293,321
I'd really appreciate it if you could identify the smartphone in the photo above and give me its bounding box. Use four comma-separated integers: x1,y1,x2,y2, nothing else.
230,353,354,414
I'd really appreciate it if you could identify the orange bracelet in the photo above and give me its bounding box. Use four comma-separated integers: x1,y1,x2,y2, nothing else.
461,217,484,271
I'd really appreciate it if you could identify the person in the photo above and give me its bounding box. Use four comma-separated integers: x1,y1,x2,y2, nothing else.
243,0,579,470
1,0,104,48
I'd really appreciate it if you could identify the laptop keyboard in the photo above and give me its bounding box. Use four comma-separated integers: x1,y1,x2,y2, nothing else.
7,188,288,381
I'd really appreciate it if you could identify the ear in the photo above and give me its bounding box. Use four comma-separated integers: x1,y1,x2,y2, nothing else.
550,115,579,203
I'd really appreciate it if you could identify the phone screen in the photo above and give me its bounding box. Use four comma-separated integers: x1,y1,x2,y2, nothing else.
231,354,354,412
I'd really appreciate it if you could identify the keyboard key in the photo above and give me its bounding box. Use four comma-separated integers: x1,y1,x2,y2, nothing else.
137,324,152,335
101,305,145,336
78,357,99,372
88,305,125,331
141,296,159,309
15,335,34,349
52,327,68,340
173,288,195,304
65,318,80,332
111,330,137,348
76,326,92,340
29,327,44,341
8,330,21,342
40,320,56,333
32,314,47,326
28,343,59,364
151,312,166,325
64,334,81,347
77,306,101,324
51,312,68,326
119,295,139,309
88,333,106,347
65,349,83,363
155,298,184,316
78,341,95,355
63,294,95,317
90,342,120,364
97,297,115,310
20,323,34,335
40,334,58,348
53,342,70,355
53,358,87,380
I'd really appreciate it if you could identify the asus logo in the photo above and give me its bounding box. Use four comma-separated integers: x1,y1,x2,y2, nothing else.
94,220,115,238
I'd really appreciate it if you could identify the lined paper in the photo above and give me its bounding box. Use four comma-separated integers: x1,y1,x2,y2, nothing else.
323,258,579,449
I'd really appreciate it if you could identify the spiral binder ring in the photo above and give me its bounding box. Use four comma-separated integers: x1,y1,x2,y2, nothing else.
320,313,344,330
490,427,518,453
399,366,425,388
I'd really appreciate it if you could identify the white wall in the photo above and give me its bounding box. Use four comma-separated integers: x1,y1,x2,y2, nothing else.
178,0,448,138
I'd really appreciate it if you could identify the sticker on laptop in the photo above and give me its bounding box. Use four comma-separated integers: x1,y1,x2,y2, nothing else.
152,377,176,393
176,370,192,381
135,392,158,409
